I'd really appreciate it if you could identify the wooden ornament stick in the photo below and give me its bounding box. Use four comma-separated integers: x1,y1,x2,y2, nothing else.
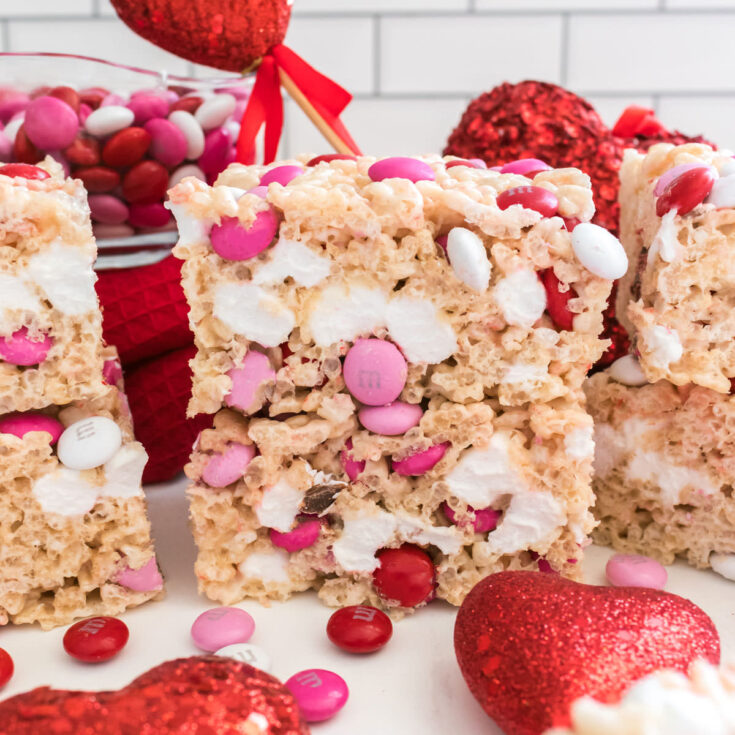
278,66,354,155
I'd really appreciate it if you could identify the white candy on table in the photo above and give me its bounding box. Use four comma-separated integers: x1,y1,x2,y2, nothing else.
710,552,735,581
571,223,628,280
57,416,123,471
215,642,272,672
446,227,491,292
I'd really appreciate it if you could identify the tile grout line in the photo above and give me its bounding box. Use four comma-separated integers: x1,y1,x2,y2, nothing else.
560,12,570,87
373,14,381,96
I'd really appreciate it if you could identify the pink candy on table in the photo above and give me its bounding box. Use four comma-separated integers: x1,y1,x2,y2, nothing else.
500,158,552,176
202,442,256,488
340,438,365,481
211,207,279,261
114,557,163,592
224,351,276,412
497,185,559,217
144,117,187,168
191,606,255,652
0,412,64,444
0,327,53,366
24,95,78,150
358,401,422,435
285,669,349,723
368,156,435,183
605,553,668,590
270,517,321,552
443,502,500,533
392,442,449,476
343,338,407,406
88,194,129,225
260,164,304,187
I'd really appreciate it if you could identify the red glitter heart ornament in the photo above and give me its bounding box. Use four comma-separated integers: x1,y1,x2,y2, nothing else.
110,0,292,72
0,656,310,734
454,571,720,735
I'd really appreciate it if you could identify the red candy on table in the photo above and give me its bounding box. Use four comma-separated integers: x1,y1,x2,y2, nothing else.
541,269,577,331
372,544,436,607
0,648,13,689
496,185,559,217
63,616,129,663
0,162,49,180
327,605,393,654
102,126,151,167
75,165,121,193
656,165,717,217
122,160,169,203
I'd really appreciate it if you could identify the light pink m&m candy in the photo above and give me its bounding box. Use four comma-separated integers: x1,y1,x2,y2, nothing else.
500,158,551,176
144,118,187,168
343,339,407,406
285,669,349,723
202,442,256,488
392,442,449,476
24,95,78,150
114,557,163,592
89,194,129,225
224,351,276,412
127,93,168,124
446,158,486,170
211,207,278,261
340,439,365,481
358,401,422,435
605,553,668,589
0,327,52,366
0,412,63,444
260,164,303,187
368,157,435,183
443,502,500,533
270,517,321,552
191,606,255,652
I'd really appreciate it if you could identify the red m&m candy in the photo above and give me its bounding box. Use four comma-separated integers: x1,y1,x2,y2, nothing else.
0,163,49,180
656,166,717,217
497,185,559,217
372,544,436,607
63,616,129,663
0,648,13,689
540,269,576,331
327,605,393,654
306,153,357,166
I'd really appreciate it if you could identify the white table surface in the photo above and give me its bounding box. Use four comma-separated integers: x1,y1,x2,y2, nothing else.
1,475,734,734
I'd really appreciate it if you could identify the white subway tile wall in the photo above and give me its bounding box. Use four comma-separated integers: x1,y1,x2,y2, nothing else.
1,1,731,156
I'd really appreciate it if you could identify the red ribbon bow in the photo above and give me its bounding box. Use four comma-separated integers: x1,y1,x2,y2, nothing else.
611,105,666,138
237,44,362,164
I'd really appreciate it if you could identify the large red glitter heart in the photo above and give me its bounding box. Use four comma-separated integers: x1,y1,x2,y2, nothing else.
0,656,309,734
110,0,291,72
454,571,720,735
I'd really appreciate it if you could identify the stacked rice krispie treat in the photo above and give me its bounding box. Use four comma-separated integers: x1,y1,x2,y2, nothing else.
0,161,162,629
588,143,735,579
171,154,626,613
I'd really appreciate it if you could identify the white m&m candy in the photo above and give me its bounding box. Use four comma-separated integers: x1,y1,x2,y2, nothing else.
57,416,123,470
215,642,272,672
446,227,491,292
571,223,628,280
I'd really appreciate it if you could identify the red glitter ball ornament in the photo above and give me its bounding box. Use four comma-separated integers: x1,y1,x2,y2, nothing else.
0,656,310,734
110,0,292,72
454,571,720,735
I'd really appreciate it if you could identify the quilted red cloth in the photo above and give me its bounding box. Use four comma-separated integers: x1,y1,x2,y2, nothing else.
95,255,192,366
124,345,212,484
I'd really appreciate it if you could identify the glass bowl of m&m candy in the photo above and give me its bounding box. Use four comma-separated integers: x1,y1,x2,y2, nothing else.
0,53,253,267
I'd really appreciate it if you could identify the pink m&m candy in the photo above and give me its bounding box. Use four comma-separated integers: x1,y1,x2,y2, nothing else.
605,553,668,590
327,605,393,654
198,127,231,174
144,118,187,168
114,557,163,592
443,502,500,533
224,351,276,411
497,185,559,217
0,412,63,444
260,164,303,187
211,207,278,261
500,158,551,176
201,442,256,488
656,166,717,217
89,194,129,225
0,648,13,689
368,156,435,183
191,606,255,652
270,517,321,552
358,401,422,435
63,616,129,663
392,442,449,476
285,669,349,723
654,163,712,197
24,95,78,150
340,438,365,481
0,327,52,366
343,338,407,406
127,93,168,123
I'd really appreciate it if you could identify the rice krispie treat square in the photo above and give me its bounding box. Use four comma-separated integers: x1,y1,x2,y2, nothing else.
0,160,105,413
585,366,735,578
0,370,163,629
617,142,735,392
170,155,624,417
185,398,595,613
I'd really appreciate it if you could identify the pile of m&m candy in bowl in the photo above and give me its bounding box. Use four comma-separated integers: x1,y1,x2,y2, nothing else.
0,53,252,242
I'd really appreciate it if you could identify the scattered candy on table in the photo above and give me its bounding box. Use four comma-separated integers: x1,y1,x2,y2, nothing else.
285,668,349,723
327,605,393,654
191,606,256,652
0,648,13,689
605,553,668,590
215,642,273,672
63,616,129,663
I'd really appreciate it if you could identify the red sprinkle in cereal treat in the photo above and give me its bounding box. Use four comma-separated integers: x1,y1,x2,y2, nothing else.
170,155,625,615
